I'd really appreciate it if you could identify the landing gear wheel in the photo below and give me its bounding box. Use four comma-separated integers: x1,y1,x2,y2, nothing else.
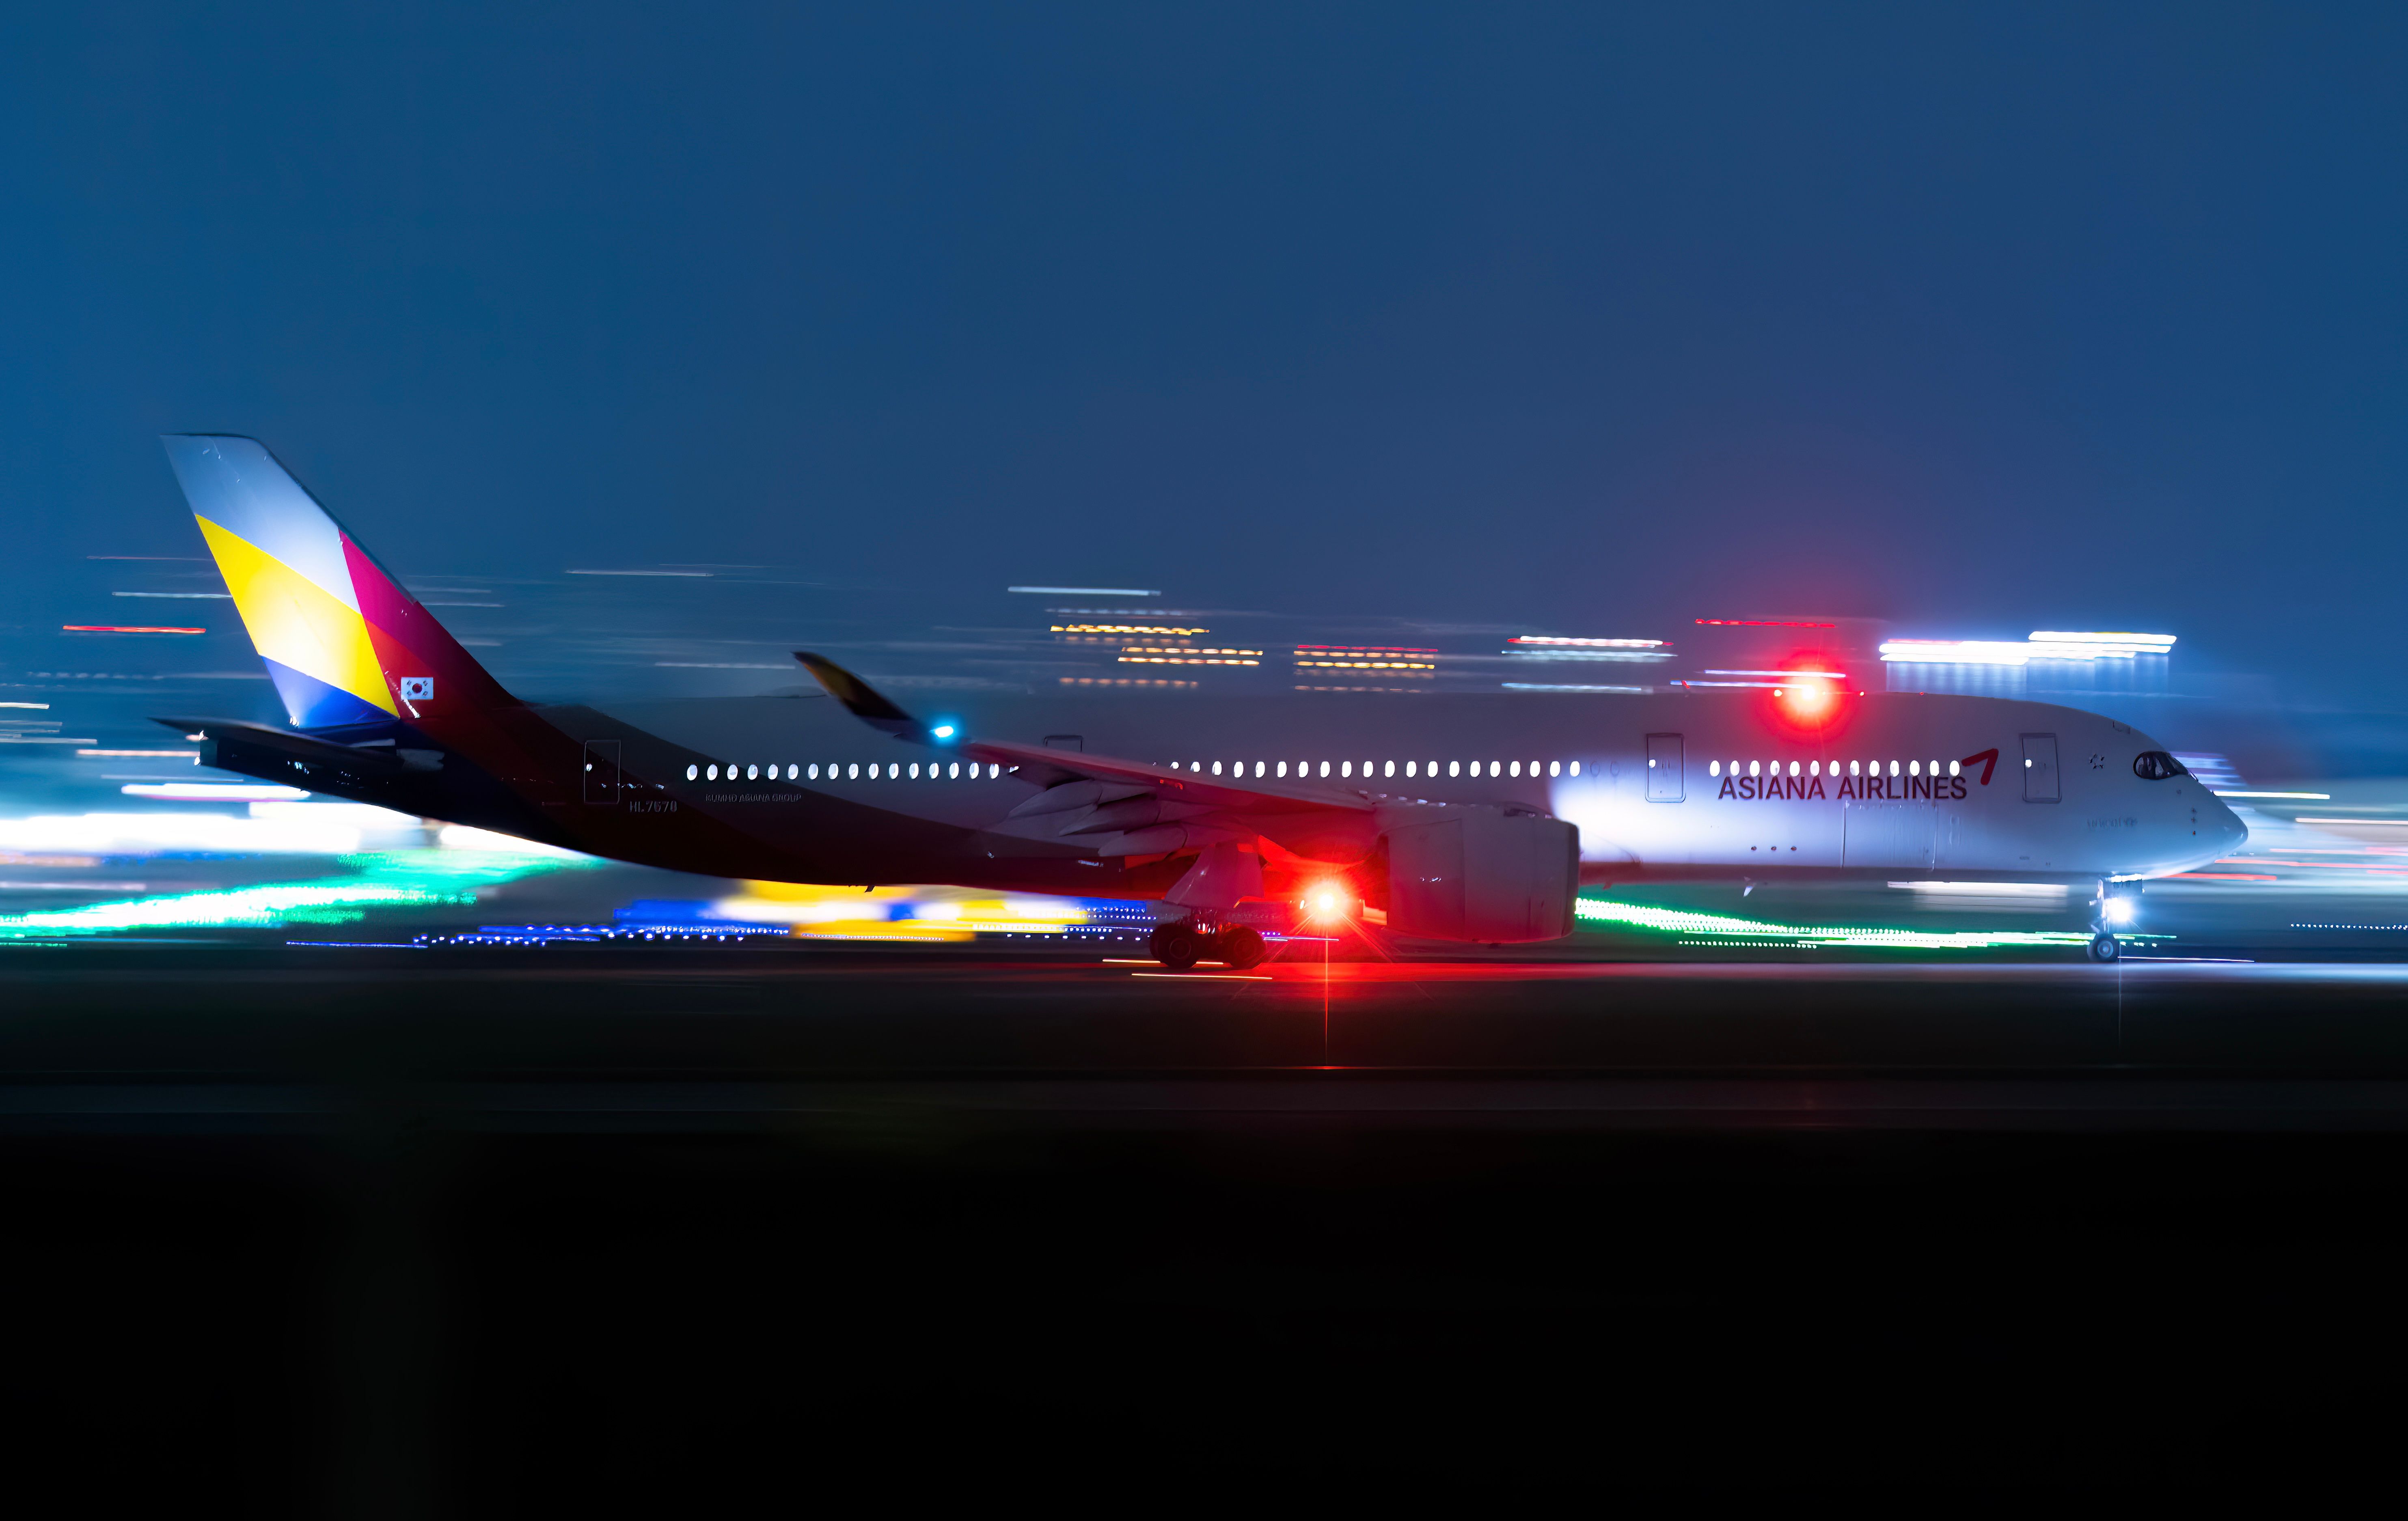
1217,925,1266,970
2089,932,2121,963
1150,922,1202,970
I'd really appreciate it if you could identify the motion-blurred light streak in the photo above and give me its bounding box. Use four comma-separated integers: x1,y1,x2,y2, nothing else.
1882,632,2179,665
1574,897,2103,950
0,811,366,854
0,847,591,938
1008,586,1160,596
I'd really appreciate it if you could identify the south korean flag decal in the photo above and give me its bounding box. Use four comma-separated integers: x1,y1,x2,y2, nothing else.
399,676,434,703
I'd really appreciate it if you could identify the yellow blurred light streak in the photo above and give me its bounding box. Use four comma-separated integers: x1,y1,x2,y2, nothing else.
727,883,1090,934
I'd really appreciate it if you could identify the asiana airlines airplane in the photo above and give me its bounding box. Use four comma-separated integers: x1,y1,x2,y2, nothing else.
155,435,2246,967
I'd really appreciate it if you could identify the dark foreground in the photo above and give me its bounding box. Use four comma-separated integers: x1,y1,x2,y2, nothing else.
7,944,2408,1506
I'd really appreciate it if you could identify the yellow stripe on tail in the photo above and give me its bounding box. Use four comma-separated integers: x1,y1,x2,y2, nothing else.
196,515,395,717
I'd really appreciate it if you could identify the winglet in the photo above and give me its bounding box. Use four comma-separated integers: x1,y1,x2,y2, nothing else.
792,652,937,743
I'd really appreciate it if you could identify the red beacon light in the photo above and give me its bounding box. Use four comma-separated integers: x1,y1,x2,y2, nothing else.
1765,655,1853,737
1778,676,1836,720
1302,881,1354,924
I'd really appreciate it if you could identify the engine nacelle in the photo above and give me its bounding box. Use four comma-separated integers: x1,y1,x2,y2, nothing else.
1383,808,1579,944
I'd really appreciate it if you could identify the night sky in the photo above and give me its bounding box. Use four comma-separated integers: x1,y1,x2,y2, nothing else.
4,4,2404,724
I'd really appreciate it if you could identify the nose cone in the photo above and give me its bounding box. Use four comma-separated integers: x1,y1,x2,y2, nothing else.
2210,794,2250,853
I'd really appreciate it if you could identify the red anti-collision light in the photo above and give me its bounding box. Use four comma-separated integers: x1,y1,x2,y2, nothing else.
1302,881,1353,924
1762,654,1854,739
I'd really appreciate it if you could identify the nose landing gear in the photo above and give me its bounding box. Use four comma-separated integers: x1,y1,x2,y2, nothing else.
1146,918,1269,971
2089,880,2138,962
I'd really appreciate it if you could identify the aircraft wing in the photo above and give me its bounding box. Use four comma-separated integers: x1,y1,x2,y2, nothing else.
961,736,1367,814
793,652,1379,860
962,737,1379,861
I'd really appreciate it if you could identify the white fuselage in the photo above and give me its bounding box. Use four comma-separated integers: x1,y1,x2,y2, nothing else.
613,688,2246,886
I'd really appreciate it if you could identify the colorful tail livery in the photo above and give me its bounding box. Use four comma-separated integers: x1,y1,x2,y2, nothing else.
162,435,516,735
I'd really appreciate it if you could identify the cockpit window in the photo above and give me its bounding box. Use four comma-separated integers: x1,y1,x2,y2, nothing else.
2133,751,2186,781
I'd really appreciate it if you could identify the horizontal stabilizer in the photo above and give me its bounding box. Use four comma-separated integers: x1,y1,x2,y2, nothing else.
153,715,428,789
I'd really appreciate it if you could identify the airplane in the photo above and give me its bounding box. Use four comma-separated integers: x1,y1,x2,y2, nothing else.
153,435,2248,967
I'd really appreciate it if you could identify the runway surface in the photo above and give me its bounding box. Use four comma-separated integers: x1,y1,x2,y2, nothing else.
10,946,2408,1504
6,946,2408,1125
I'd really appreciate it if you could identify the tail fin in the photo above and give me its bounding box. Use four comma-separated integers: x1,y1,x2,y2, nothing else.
161,435,516,733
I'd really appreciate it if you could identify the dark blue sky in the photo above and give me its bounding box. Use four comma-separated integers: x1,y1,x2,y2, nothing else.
4,4,2404,711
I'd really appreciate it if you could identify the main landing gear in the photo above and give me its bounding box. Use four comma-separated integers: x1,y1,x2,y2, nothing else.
1148,919,1268,971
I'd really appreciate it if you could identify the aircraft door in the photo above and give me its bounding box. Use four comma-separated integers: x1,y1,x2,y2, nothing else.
582,739,622,804
1645,734,1684,801
2021,734,2060,803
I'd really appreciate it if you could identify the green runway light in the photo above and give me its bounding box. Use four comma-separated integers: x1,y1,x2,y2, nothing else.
0,848,593,939
1575,896,2126,951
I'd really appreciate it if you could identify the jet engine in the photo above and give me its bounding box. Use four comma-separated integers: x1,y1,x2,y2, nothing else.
1382,807,1579,944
